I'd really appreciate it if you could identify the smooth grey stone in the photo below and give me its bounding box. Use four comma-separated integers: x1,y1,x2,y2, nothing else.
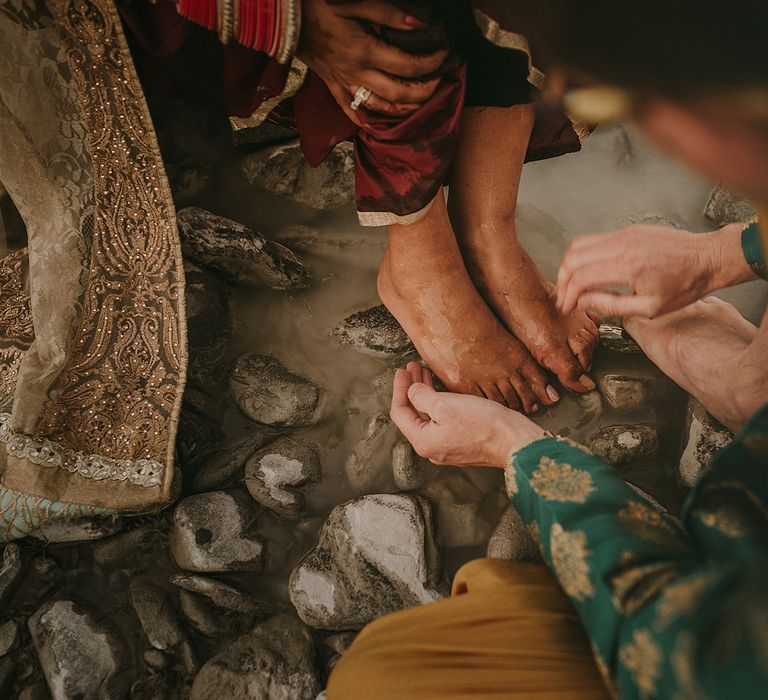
229,354,322,427
333,305,413,356
245,436,321,517
178,590,250,639
143,649,171,671
29,599,128,700
169,574,271,616
289,494,448,630
598,324,642,355
192,432,276,492
170,491,266,573
242,139,354,210
190,613,320,700
130,670,187,700
589,424,660,472
93,524,156,569
29,515,123,544
129,580,186,652
486,506,542,563
345,412,396,492
177,207,310,289
679,397,733,488
0,620,19,656
599,373,659,411
704,185,755,227
392,439,435,491
0,543,25,608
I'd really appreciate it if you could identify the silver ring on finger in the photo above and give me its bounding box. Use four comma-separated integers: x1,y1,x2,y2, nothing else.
350,86,373,111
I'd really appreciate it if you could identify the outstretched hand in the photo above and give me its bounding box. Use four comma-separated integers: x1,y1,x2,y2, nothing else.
299,0,448,125
555,224,719,319
390,362,547,468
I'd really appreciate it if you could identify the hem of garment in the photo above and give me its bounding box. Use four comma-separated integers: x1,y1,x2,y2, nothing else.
357,196,437,228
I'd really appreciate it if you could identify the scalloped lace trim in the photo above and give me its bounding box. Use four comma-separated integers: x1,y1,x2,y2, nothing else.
0,413,163,487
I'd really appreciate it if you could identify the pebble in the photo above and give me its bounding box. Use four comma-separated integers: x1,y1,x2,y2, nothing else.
589,424,660,473
93,524,156,569
486,506,542,563
345,412,397,492
169,573,272,615
332,305,414,356
143,649,171,671
241,139,354,210
229,354,323,427
191,432,276,492
177,207,311,289
190,613,320,700
289,494,448,630
28,599,128,700
392,439,436,491
29,515,123,544
169,491,266,573
178,589,248,638
0,620,19,656
679,397,733,488
129,580,186,651
0,543,25,608
245,436,321,517
598,324,643,354
598,373,659,411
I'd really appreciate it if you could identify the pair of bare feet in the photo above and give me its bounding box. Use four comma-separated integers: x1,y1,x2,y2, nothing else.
378,195,599,414
627,296,767,432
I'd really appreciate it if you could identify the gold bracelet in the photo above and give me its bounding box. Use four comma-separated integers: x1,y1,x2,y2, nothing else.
277,0,301,64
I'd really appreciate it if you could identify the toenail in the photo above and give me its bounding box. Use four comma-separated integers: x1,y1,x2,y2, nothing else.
546,385,560,403
579,374,596,390
531,404,539,413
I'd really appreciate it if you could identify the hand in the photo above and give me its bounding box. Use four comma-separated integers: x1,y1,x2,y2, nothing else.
390,362,547,468
556,225,722,319
298,0,447,125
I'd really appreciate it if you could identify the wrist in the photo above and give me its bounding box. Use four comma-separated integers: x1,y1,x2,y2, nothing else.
703,223,755,292
496,418,548,467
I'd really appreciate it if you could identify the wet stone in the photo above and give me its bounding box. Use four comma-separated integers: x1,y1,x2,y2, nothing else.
679,397,733,488
143,649,171,671
289,494,448,630
170,573,272,616
131,670,187,700
229,354,323,427
29,599,128,700
245,436,321,517
177,403,225,467
345,412,397,492
167,161,211,204
0,620,19,656
242,139,354,210
421,471,496,548
486,506,542,563
704,185,756,227
191,432,276,492
170,491,266,573
392,439,436,491
93,524,156,569
17,681,49,700
599,373,659,411
177,207,311,289
589,424,660,473
333,305,414,356
178,590,250,639
191,613,320,700
29,514,123,544
129,580,186,652
598,324,642,355
0,543,25,608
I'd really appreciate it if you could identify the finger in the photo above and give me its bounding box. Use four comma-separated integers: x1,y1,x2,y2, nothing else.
358,72,441,106
577,292,659,319
558,263,632,316
390,369,426,440
341,2,429,30
326,80,363,126
362,93,422,116
364,43,450,79
421,366,435,388
406,361,422,385
407,382,441,417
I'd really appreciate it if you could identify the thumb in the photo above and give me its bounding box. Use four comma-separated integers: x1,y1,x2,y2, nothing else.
407,382,439,416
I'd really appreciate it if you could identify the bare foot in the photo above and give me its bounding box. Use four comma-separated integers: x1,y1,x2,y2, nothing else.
378,247,554,414
626,297,765,431
464,237,599,394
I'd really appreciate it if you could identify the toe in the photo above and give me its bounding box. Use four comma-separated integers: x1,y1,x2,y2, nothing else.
509,372,539,414
497,380,522,411
521,362,555,406
542,348,592,393
481,382,506,406
569,330,596,372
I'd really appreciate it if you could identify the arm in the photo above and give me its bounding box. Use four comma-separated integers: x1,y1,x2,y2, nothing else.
391,363,768,699
556,220,761,319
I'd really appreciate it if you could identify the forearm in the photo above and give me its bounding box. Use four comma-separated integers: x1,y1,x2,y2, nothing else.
703,221,762,291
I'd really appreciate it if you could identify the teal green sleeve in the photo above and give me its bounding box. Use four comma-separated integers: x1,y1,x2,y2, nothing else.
507,426,768,699
741,219,766,280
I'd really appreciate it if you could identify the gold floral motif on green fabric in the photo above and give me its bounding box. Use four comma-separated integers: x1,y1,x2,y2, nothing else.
530,457,595,503
692,504,756,538
504,461,518,496
742,432,768,458
619,629,662,697
618,501,683,549
554,435,594,454
655,572,719,630
550,524,595,600
610,561,678,615
671,632,709,700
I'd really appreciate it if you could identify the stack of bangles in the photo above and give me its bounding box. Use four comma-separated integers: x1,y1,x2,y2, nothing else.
177,0,301,64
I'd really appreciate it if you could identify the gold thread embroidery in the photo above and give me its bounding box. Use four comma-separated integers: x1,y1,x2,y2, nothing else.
671,632,709,700
618,501,683,549
619,629,662,697
550,524,595,600
504,460,518,497
530,456,595,503
655,572,719,630
0,249,33,405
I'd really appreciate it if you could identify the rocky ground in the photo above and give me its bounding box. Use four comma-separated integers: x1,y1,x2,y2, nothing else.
0,96,751,699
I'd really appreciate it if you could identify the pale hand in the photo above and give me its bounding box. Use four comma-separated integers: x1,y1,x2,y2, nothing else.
390,362,547,469
298,0,447,125
555,224,730,319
